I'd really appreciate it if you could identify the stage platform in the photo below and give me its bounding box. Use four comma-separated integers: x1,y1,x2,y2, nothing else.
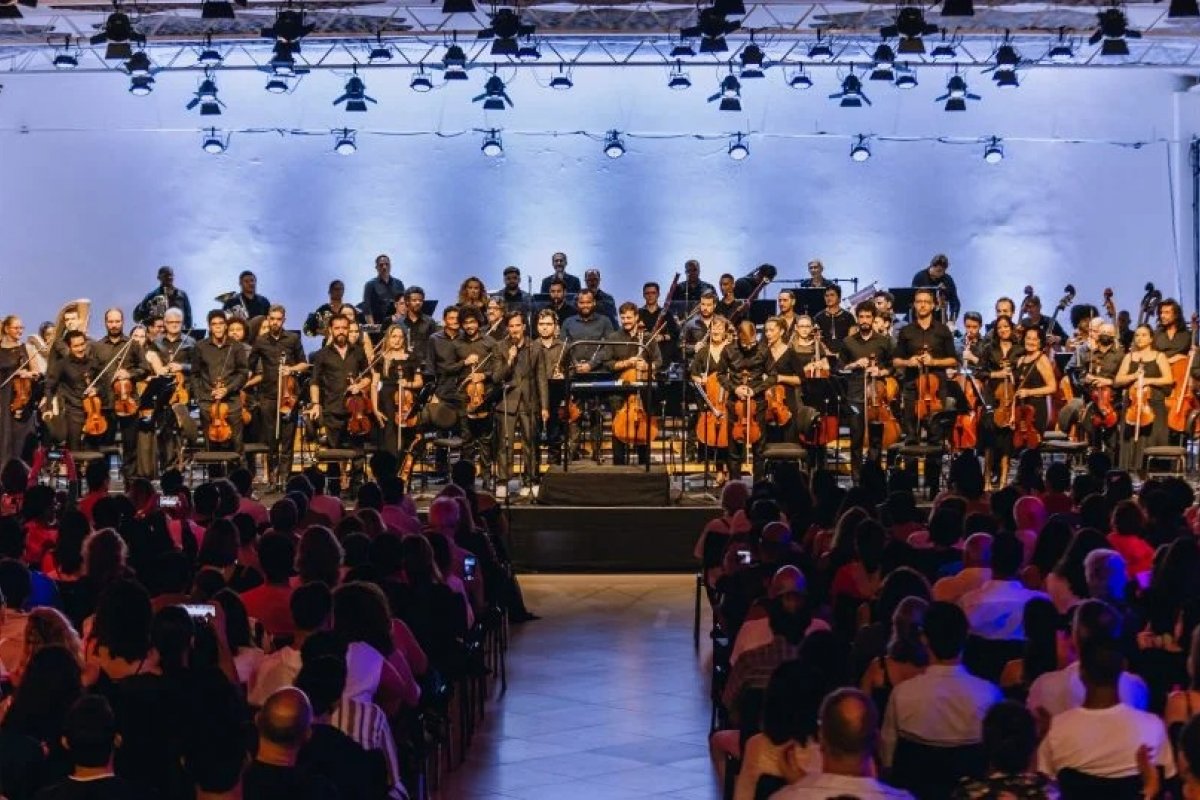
506,504,719,572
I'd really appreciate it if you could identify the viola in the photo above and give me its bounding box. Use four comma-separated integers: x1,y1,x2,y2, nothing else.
612,364,659,445
82,392,108,437
1125,370,1155,430
207,382,233,444
695,372,729,449
346,389,375,436
865,363,902,450
992,360,1016,429
730,372,762,448
764,383,792,426
9,373,34,421
951,369,984,451
1011,398,1041,450
279,372,299,417
395,386,418,427
169,370,189,405
1167,312,1199,433
239,390,252,426
1090,385,1118,430
112,377,138,418
915,346,942,421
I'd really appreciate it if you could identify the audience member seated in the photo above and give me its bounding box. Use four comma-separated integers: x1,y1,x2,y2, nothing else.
332,581,421,713
933,533,992,603
385,535,468,678
295,654,385,800
999,597,1065,702
302,468,344,526
248,582,330,707
1107,500,1156,582
850,567,932,685
244,687,339,800
229,468,269,528
960,532,1048,641
1045,528,1108,614
772,687,915,799
1027,599,1149,717
731,566,830,665
239,532,296,638
0,558,33,673
1040,462,1074,517
953,700,1057,799
881,602,1001,771
860,596,929,715
76,461,109,528
1084,548,1129,608
34,696,147,800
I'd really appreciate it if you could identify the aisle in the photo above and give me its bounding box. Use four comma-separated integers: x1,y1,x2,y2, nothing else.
437,574,720,800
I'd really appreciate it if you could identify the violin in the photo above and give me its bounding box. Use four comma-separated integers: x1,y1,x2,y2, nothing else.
395,385,417,427
1090,382,1119,430
9,371,35,422
206,382,233,444
695,372,730,449
915,345,943,421
1125,367,1156,431
82,392,108,437
612,352,659,445
462,351,494,420
865,357,902,450
279,371,299,417
346,384,375,437
951,366,984,451
764,383,792,426
992,357,1016,429
1167,312,1199,434
112,376,138,418
239,390,252,426
1010,357,1044,451
169,370,189,405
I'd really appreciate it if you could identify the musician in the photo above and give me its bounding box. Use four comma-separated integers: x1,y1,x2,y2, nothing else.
308,315,371,450
980,316,1023,487
1066,320,1123,455
605,302,661,466
719,319,766,476
540,252,582,294
733,263,777,300
371,324,424,460
457,277,489,315
1117,309,1135,351
873,289,895,318
562,289,614,343
27,321,54,374
762,316,802,441
533,310,570,462
1114,324,1174,472
249,306,308,482
1010,327,1058,437
305,280,363,338
681,291,718,359
639,282,680,366
192,310,249,453
43,331,107,452
92,309,146,480
454,308,499,474
133,266,192,330
388,286,434,358
776,290,800,341
893,288,958,492
420,305,462,476
690,314,732,482
813,284,854,345
1020,295,1067,346
346,317,375,365
681,260,716,304
48,301,92,370
0,316,41,465
362,254,405,325
493,312,538,489
583,269,618,326
1066,304,1101,352
223,271,270,320
483,298,506,341
873,311,896,338
545,278,576,325
839,302,894,474
716,273,739,319
985,297,1017,337
495,266,532,316
959,312,986,368
911,253,960,324
799,259,831,289
1155,299,1191,361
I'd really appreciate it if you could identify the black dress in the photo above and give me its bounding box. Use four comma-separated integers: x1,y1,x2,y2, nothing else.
1120,355,1168,470
0,344,36,465
377,354,423,457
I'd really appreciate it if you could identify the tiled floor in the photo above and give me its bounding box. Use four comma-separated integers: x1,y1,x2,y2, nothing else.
437,574,720,800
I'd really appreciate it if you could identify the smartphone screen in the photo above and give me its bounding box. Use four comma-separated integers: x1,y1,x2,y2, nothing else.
737,549,752,565
182,604,215,620
464,556,477,579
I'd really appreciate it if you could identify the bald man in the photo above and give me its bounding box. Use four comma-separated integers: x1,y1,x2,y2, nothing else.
244,688,339,800
933,533,994,603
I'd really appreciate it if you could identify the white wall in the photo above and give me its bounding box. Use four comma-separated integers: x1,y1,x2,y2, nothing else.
0,63,1188,330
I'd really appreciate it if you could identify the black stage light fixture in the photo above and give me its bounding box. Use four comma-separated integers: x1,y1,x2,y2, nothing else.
201,0,246,21
478,8,535,57
0,0,36,21
443,0,475,13
473,73,513,110
935,72,980,111
442,43,469,79
941,0,974,17
90,4,145,60
187,69,224,116
262,8,315,51
739,41,766,78
869,42,895,81
332,66,377,112
829,72,870,107
1170,0,1200,17
882,7,938,54
681,6,741,54
1090,6,1140,57
707,72,742,111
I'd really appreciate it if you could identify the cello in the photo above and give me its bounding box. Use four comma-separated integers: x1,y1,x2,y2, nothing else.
612,333,659,446
695,372,730,450
865,356,902,450
1167,312,1199,434
730,370,762,472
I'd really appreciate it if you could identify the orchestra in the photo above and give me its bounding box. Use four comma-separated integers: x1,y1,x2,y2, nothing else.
7,254,1200,496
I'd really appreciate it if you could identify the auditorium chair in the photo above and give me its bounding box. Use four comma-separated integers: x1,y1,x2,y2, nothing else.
1057,768,1146,800
890,737,985,800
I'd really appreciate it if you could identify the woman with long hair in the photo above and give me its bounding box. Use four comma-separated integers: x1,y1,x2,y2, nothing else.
457,276,488,312
1114,323,1173,472
860,595,929,713
980,315,1022,488
1000,597,1064,701
0,645,82,781
332,581,420,710
371,324,424,459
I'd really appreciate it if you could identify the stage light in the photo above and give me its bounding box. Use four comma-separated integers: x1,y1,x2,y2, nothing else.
333,66,377,112
442,0,474,13
443,44,469,80
788,65,812,89
808,30,834,61
262,9,315,49
333,129,357,156
473,74,514,110
994,70,1019,88
728,133,749,161
90,7,145,60
187,70,224,116
707,73,742,111
930,33,957,61
829,72,870,108
1090,7,1140,57
128,75,154,95
990,38,1021,87
481,129,503,157
739,42,765,78
984,137,1004,164
1170,0,1200,17
894,63,918,89
410,65,434,92
479,8,535,57
53,52,78,69
882,7,938,54
1048,29,1075,62
604,130,626,159
201,127,227,154
368,34,393,63
517,38,541,60
124,50,151,77
269,42,301,77
936,72,980,111
201,0,243,20
869,42,895,82
265,76,289,93
197,46,223,68
671,39,696,58
850,135,871,162
668,61,692,90
681,6,741,54
712,0,745,15
941,0,974,16
0,0,36,21
550,64,573,90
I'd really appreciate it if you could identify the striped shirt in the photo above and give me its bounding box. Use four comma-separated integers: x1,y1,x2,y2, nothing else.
329,698,408,800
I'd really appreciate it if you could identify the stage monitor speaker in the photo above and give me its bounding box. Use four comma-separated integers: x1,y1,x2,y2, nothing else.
537,464,671,506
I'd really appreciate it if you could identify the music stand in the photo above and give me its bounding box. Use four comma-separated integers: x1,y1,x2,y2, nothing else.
745,300,775,325
421,300,439,317
792,288,827,316
889,288,920,319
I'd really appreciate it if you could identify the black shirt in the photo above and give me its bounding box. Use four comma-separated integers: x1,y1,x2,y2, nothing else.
911,268,961,319
34,776,148,800
134,286,192,330
362,277,405,324
540,273,582,294
425,331,461,404
719,343,768,395
493,288,532,316
813,308,854,346
190,337,249,403
151,335,195,374
223,294,270,320
298,724,379,800
839,333,895,402
545,302,576,326
604,330,662,375
1154,327,1191,360
638,307,680,365
894,319,957,386
243,762,339,800
45,353,105,411
250,332,307,399
91,336,147,384
310,344,369,415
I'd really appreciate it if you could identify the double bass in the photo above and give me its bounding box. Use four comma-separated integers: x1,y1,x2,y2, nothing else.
1166,312,1199,434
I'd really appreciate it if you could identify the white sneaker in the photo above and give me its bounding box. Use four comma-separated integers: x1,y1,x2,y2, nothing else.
495,484,508,499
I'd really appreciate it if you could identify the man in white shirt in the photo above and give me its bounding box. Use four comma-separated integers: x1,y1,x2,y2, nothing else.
958,532,1047,640
932,533,992,603
881,601,1002,769
771,688,914,800
1027,599,1149,717
1037,630,1174,781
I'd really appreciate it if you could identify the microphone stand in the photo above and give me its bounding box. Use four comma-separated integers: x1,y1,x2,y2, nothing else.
562,339,615,473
